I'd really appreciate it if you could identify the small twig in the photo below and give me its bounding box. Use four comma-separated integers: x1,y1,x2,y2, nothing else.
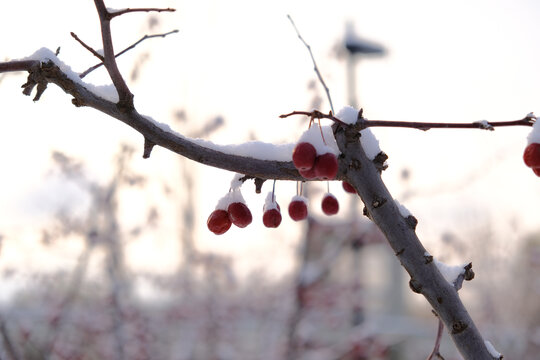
361,117,535,131
280,110,346,125
108,7,176,19
80,30,179,78
426,312,446,360
281,109,536,131
70,32,104,61
287,15,334,114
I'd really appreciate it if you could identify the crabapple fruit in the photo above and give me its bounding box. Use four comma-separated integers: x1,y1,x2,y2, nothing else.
263,208,282,228
321,193,339,216
298,166,317,180
342,181,357,194
228,202,252,228
207,209,232,235
288,200,308,221
314,153,338,180
292,142,317,171
523,143,540,168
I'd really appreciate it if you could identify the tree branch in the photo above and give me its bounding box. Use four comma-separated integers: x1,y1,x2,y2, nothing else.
287,15,334,113
70,32,104,61
79,30,179,79
333,121,494,359
93,0,134,110
281,109,535,130
2,59,304,181
108,7,175,19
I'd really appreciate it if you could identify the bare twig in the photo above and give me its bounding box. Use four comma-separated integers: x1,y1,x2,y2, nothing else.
93,0,133,109
280,110,346,125
70,32,104,61
287,15,335,113
426,314,446,360
281,109,535,130
80,30,179,79
108,7,175,19
361,117,534,131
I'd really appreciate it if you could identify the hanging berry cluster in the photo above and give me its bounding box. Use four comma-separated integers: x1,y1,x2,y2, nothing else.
206,121,360,235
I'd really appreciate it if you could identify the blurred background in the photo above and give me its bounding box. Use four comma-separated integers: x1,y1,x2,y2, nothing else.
1,0,539,359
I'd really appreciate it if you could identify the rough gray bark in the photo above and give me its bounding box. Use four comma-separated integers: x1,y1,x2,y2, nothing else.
333,123,494,359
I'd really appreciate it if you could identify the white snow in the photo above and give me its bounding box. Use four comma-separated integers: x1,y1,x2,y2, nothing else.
394,199,411,217
263,191,279,212
335,106,382,160
335,105,359,125
434,259,466,285
230,173,244,191
290,195,308,204
484,340,502,359
24,47,119,102
527,113,540,144
297,123,340,156
215,189,246,210
360,128,382,160
473,119,493,130
192,138,296,161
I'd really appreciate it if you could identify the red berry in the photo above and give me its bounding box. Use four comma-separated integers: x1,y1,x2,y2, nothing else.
207,210,231,235
321,194,339,216
288,200,308,221
533,167,540,177
227,202,252,228
314,153,339,180
523,143,540,168
292,142,317,171
263,208,282,228
298,166,317,180
342,181,357,194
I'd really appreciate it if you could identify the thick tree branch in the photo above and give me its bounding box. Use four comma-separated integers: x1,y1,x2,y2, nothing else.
333,121,494,359
4,59,304,181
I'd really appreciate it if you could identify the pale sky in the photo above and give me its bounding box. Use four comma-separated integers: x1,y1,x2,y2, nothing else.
1,0,540,282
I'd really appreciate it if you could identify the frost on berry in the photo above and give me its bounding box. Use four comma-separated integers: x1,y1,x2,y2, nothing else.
523,143,540,168
342,181,357,194
292,142,317,171
228,202,252,228
207,210,232,235
321,193,339,216
288,196,308,221
314,153,339,180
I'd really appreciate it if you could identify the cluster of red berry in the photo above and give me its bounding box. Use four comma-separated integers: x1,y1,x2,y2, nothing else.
207,195,253,235
292,142,338,180
523,142,540,177
207,124,362,234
